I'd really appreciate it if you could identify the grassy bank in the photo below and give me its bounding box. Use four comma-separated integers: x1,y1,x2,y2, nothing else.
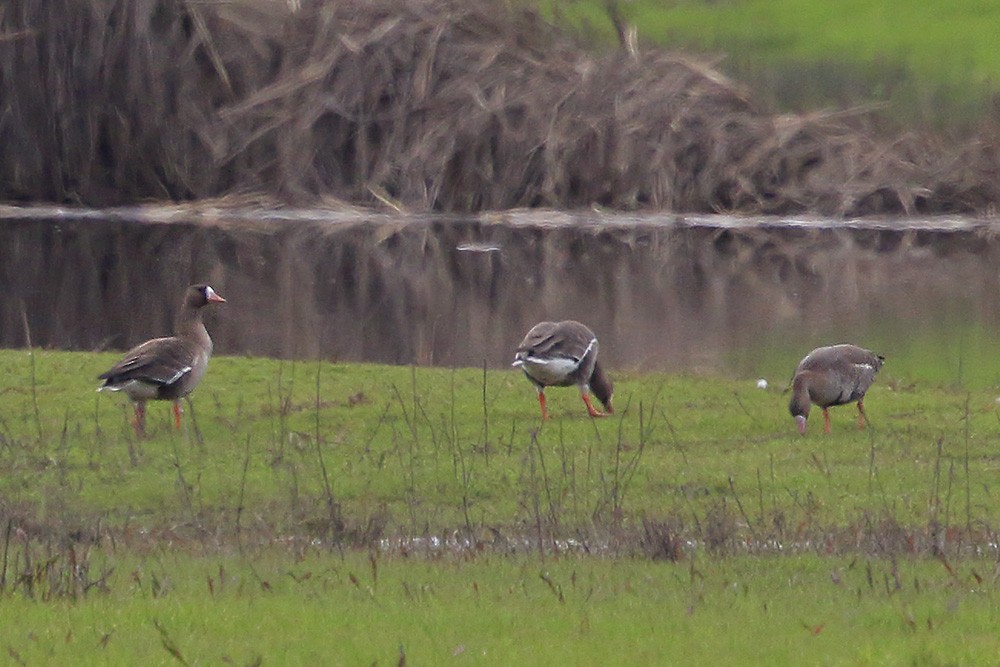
549,0,1000,129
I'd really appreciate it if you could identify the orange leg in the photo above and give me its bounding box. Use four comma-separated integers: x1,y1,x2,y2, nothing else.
173,401,183,429
537,391,549,421
132,402,147,437
822,407,831,434
856,399,868,429
581,393,608,418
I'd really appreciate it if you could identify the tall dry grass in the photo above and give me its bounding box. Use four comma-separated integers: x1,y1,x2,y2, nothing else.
1,0,998,215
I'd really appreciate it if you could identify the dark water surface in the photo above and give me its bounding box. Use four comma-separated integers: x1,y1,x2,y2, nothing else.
2,205,1000,387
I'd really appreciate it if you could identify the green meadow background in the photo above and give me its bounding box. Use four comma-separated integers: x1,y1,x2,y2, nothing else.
545,0,1000,130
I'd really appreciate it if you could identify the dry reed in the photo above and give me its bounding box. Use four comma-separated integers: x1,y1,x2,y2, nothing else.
1,0,999,215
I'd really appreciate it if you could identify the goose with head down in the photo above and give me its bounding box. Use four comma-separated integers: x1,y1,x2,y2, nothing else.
789,344,884,435
513,320,613,420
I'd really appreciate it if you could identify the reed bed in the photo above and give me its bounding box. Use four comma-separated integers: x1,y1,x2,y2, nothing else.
2,0,998,215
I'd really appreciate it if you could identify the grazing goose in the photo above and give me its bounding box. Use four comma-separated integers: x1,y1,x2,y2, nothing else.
98,284,225,435
789,344,884,435
512,320,613,420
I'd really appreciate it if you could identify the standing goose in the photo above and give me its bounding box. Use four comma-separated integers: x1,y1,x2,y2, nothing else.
789,344,884,435
98,284,225,435
513,320,613,420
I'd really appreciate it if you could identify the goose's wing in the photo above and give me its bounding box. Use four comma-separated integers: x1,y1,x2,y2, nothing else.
98,337,198,388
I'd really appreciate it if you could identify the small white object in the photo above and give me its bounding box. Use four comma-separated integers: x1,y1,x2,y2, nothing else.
456,243,501,253
756,378,768,390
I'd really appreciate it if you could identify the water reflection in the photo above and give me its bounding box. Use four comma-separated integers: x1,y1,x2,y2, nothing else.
2,205,1000,386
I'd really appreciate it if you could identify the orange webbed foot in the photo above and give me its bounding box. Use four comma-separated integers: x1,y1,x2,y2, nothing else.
582,394,608,418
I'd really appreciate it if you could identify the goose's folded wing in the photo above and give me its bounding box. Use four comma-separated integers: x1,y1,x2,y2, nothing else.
519,322,595,361
99,337,198,387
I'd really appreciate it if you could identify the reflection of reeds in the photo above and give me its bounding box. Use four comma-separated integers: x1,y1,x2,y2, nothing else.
2,0,997,214
8,208,1000,383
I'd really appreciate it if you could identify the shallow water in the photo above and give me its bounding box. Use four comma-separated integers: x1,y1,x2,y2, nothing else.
2,204,1000,387
371,530,1000,559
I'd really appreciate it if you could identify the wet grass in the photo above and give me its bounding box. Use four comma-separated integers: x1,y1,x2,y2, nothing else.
2,345,1000,662
2,549,1000,664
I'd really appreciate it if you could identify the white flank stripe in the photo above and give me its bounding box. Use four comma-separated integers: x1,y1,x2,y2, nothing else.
165,366,193,385
518,356,580,385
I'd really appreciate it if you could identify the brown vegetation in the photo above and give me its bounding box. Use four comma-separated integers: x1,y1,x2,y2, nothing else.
2,0,999,215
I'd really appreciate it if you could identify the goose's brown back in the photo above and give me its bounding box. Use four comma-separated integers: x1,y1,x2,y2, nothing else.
793,344,884,409
514,320,599,388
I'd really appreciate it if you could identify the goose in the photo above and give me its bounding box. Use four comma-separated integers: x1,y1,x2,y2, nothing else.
98,284,225,435
513,320,613,420
789,344,884,435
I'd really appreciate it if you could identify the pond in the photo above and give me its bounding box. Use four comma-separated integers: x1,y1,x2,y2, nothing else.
2,205,1000,388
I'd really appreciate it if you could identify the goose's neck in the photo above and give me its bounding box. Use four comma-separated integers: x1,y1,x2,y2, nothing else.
175,307,212,351
789,373,811,418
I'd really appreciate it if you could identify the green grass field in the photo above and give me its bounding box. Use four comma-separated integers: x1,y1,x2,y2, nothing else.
2,345,1000,663
3,551,999,665
3,347,1000,535
545,0,1000,128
